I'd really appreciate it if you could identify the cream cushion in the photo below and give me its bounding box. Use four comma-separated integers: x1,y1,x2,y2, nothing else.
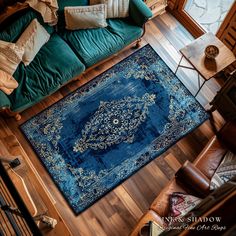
65,4,108,30
0,40,24,75
16,19,50,66
90,0,129,18
26,0,59,25
0,70,18,95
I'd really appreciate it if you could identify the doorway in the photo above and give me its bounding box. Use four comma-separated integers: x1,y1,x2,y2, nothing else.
171,0,236,37
185,0,235,34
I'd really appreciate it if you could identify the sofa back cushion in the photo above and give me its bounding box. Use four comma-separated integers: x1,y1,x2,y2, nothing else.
0,9,54,43
57,0,89,29
64,4,107,30
58,0,89,12
90,0,129,18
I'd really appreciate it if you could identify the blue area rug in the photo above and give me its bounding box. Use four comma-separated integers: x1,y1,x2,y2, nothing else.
21,44,209,214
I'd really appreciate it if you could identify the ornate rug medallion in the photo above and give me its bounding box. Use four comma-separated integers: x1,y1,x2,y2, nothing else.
73,93,156,153
21,45,209,214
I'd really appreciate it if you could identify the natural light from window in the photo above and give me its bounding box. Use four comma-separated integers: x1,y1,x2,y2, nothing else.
184,0,235,34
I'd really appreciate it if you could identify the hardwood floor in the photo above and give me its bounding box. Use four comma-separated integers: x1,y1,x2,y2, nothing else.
0,12,225,236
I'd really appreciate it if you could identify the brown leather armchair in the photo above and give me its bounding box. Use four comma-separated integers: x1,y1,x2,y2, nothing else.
130,120,236,236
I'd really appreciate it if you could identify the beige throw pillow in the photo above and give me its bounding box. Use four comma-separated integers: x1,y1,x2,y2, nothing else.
65,4,108,30
16,19,50,66
0,40,24,75
0,69,18,95
90,0,129,18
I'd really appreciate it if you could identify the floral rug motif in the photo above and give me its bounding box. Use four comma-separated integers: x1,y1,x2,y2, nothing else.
21,44,209,214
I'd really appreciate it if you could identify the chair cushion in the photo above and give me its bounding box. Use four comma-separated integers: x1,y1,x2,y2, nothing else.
9,34,85,112
59,18,143,67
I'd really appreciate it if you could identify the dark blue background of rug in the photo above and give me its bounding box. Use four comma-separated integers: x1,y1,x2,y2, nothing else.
21,45,209,214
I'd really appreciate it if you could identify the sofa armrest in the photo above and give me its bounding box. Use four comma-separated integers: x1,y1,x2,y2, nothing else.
175,161,211,198
129,0,153,27
0,91,11,110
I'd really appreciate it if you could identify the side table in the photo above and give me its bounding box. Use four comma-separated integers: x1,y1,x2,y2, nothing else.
175,32,236,97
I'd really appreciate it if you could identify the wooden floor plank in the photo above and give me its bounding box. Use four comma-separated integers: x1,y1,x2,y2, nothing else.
113,186,143,220
122,178,151,212
164,154,182,172
153,17,188,50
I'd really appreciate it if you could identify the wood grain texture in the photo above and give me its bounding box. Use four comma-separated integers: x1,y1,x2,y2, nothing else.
180,32,236,80
0,12,226,236
217,2,236,74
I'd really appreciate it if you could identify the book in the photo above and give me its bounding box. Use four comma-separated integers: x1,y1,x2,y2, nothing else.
149,221,164,236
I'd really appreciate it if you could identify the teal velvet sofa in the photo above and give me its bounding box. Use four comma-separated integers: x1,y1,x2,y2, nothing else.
0,0,152,120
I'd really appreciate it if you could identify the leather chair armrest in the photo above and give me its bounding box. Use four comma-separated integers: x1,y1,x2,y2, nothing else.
129,0,153,27
129,210,164,236
194,136,227,179
175,160,210,198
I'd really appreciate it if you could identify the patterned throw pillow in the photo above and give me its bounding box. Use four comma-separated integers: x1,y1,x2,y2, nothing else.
210,151,236,190
16,19,50,66
0,40,24,75
64,4,108,30
169,192,202,218
0,69,18,95
90,0,129,18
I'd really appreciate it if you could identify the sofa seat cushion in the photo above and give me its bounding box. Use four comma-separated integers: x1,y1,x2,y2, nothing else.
107,18,143,46
60,18,143,67
9,34,85,112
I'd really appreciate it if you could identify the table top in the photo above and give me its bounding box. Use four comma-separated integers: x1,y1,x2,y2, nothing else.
180,32,236,80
